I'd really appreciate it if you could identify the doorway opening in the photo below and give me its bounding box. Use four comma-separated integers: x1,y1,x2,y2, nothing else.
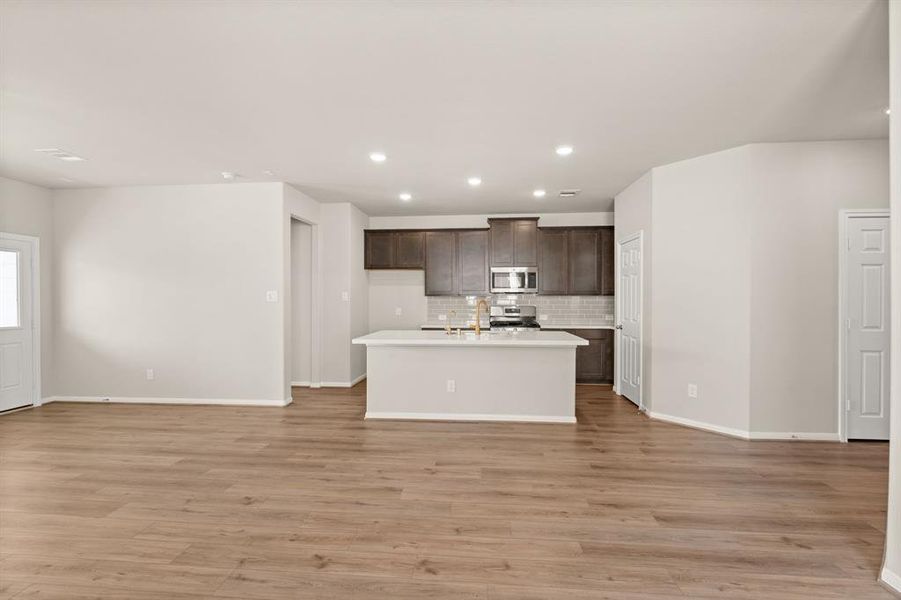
290,218,316,390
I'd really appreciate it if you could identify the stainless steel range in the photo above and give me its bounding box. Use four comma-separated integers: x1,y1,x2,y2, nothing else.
489,305,541,331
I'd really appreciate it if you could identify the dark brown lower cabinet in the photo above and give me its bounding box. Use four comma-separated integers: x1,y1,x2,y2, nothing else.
548,328,614,383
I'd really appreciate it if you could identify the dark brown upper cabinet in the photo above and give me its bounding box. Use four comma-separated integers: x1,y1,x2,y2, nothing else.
538,226,615,296
569,228,601,295
364,230,424,269
395,231,425,268
488,218,538,267
457,230,489,296
424,231,457,295
425,229,489,296
364,231,395,269
600,227,615,296
537,228,569,295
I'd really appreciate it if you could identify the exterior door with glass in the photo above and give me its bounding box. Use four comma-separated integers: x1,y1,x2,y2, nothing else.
0,236,35,412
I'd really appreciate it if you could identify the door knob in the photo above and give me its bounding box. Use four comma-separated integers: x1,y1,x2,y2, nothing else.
615,324,623,330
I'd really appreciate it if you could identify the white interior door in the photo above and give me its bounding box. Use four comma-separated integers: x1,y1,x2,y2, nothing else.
0,237,35,412
617,234,642,406
846,215,891,440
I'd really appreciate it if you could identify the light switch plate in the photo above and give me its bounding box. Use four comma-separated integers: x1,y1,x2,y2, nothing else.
341,291,350,301
146,368,154,381
438,314,447,321
446,379,456,393
266,290,279,302
395,307,403,316
687,384,698,398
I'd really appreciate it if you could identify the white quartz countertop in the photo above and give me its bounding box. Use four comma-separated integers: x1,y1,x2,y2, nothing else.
354,330,588,347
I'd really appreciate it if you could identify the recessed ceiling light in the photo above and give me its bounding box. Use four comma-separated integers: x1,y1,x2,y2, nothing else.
886,108,892,116
555,145,574,156
221,171,236,180
399,192,412,201
467,177,482,187
559,189,581,198
58,155,84,162
533,189,546,198
370,152,387,163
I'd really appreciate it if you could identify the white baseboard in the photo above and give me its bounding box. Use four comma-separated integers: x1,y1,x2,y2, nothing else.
320,373,367,388
881,566,901,595
365,411,576,424
290,381,312,387
748,431,842,442
647,411,749,440
42,396,292,407
646,411,841,442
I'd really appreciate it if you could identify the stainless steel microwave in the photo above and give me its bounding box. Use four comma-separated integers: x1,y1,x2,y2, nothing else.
490,267,538,293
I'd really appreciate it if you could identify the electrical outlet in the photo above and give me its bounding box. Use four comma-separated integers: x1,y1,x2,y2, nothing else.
395,307,403,316
540,314,549,321
687,384,698,399
146,368,154,381
341,291,350,301
446,379,456,393
438,314,447,321
265,290,278,303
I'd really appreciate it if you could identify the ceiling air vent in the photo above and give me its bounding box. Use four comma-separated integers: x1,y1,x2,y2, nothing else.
559,189,581,198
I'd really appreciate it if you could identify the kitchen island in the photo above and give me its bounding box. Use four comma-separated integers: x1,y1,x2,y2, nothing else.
352,330,588,423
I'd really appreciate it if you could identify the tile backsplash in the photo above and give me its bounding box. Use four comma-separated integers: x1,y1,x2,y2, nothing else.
426,294,614,327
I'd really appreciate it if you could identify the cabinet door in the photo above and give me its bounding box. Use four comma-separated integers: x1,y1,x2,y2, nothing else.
395,231,425,269
457,230,489,295
570,329,610,384
599,227,615,296
569,229,600,295
599,329,614,382
489,219,514,266
538,229,569,294
513,220,538,266
425,231,457,295
365,231,395,269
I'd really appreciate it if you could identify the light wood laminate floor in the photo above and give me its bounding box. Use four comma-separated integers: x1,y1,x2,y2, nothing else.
0,384,894,599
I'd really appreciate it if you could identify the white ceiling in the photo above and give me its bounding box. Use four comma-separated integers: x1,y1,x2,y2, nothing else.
0,0,889,216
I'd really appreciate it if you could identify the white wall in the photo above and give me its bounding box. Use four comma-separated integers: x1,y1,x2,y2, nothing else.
349,204,369,381
614,171,653,408
615,140,889,438
368,270,428,330
749,141,889,435
882,0,900,591
319,202,369,385
0,176,54,398
52,183,288,402
650,146,752,433
290,220,313,384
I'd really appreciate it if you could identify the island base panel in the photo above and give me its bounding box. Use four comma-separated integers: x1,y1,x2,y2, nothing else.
363,345,576,423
